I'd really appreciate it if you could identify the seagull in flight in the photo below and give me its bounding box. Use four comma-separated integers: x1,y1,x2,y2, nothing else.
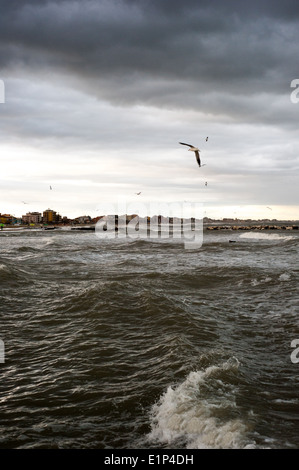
179,142,206,168
135,192,141,195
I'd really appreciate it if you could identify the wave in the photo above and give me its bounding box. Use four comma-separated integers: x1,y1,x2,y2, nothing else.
239,232,295,241
40,237,57,247
0,262,32,285
278,272,291,281
147,357,256,449
17,246,41,253
13,237,62,256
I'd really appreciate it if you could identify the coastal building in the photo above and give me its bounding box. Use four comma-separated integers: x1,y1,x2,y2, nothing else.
22,212,42,225
73,215,91,224
61,216,71,225
43,208,58,224
12,216,22,225
0,214,13,224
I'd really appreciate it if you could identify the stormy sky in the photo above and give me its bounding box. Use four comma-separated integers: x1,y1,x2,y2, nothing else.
0,0,298,219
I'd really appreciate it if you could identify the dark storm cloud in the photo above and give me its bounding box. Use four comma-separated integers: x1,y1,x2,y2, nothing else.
1,0,299,124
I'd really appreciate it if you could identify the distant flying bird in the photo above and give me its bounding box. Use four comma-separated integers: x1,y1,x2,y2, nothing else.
50,186,52,190
22,201,29,204
135,192,141,195
205,182,208,186
206,137,208,142
267,206,272,210
179,142,206,168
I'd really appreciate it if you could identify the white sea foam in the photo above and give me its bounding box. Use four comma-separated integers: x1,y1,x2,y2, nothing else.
41,237,56,247
148,358,255,449
251,277,272,286
250,273,291,286
239,232,294,241
279,272,291,281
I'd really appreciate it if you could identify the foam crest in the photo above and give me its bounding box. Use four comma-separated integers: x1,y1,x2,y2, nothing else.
148,358,255,449
239,232,294,241
279,272,291,281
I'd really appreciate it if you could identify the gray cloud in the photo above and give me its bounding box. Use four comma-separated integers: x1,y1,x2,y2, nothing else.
1,1,299,114
0,0,298,219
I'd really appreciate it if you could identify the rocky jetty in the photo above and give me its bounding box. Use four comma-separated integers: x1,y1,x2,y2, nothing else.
206,224,298,231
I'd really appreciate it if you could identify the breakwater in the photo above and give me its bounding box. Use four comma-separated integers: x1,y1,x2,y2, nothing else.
206,224,298,231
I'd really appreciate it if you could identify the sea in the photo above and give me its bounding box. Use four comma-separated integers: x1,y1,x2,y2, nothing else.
0,224,298,450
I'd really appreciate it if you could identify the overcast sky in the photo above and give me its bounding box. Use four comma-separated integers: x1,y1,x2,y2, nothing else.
0,0,298,219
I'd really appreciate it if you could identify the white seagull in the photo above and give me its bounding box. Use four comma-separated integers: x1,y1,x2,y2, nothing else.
179,142,206,168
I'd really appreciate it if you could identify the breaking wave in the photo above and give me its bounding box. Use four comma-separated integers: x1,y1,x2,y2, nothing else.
239,232,295,241
148,357,256,449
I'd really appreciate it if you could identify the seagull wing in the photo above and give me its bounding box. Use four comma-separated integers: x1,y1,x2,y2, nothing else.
179,142,194,148
195,151,201,167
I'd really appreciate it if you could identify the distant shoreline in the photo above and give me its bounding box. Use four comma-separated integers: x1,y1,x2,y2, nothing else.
1,216,298,232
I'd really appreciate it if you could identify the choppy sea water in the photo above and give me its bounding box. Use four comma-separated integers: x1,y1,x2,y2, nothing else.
0,227,298,449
